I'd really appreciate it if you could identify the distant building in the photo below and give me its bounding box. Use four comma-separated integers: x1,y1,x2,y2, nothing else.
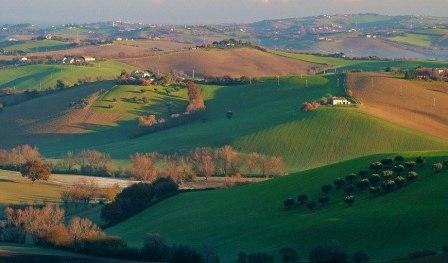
416,68,448,81
81,56,96,62
329,97,351,105
20,57,28,62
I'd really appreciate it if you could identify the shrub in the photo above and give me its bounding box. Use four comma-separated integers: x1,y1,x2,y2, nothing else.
321,184,333,194
309,246,348,263
344,195,355,206
297,194,308,205
356,179,370,191
395,176,406,187
384,180,396,192
393,164,405,173
226,111,234,119
283,198,295,210
381,158,394,167
394,156,405,163
432,162,443,173
20,160,51,182
443,160,448,166
407,171,418,182
404,161,417,169
369,162,383,171
345,173,357,183
171,245,204,263
416,156,426,165
318,196,330,206
81,236,128,257
369,186,381,196
302,101,320,111
381,170,394,178
344,185,355,194
333,178,345,189
244,252,274,263
279,247,299,263
358,170,369,178
369,174,381,185
101,178,179,225
306,201,317,211
142,234,171,261
353,251,369,263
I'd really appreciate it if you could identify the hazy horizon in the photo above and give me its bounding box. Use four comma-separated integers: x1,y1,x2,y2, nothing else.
1,0,448,26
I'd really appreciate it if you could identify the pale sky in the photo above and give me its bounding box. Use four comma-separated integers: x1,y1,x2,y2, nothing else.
1,0,448,25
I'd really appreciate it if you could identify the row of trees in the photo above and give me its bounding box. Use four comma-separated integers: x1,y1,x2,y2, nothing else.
61,179,120,205
2,204,103,248
284,156,447,212
129,146,286,183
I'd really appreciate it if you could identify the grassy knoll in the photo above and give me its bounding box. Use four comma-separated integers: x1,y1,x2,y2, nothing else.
270,50,448,71
0,61,136,91
0,39,75,53
38,75,448,170
107,151,448,262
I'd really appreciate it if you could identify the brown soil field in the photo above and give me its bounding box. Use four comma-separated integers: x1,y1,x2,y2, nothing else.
119,47,322,77
0,40,194,61
347,72,448,139
0,81,118,147
314,37,427,59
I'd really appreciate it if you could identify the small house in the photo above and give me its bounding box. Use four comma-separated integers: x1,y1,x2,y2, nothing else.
81,56,96,62
329,97,351,105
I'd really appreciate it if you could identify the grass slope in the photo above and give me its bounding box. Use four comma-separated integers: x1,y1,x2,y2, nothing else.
389,33,436,48
0,61,136,91
107,151,448,262
37,75,448,170
0,39,74,53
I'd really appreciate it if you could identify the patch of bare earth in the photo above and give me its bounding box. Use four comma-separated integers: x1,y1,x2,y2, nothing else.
347,72,448,139
119,47,323,77
0,81,119,147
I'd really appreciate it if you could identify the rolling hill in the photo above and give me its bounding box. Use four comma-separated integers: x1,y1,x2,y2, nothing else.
118,47,323,78
107,151,448,262
0,60,136,92
347,72,448,140
21,75,448,172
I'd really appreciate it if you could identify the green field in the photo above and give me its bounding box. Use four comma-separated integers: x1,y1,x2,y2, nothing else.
0,61,137,91
270,50,448,71
0,169,64,205
107,151,448,262
389,33,437,48
37,75,448,171
0,39,75,53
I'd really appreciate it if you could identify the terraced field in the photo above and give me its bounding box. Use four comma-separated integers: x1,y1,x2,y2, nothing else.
108,151,448,262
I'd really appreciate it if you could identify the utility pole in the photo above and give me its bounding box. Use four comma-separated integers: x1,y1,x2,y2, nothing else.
306,79,308,88
277,75,280,87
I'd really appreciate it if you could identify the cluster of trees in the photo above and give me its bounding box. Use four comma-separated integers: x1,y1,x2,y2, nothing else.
117,70,153,86
0,145,52,182
61,179,120,206
302,101,320,111
101,178,179,225
1,204,103,249
238,246,369,263
284,156,442,212
134,81,206,136
55,150,115,177
202,75,259,85
129,146,286,183
1,204,206,262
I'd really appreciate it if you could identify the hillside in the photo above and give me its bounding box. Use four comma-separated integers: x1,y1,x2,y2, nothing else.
27,76,448,172
0,39,75,53
118,47,323,77
0,81,120,147
270,50,448,71
347,72,448,139
107,152,448,262
0,61,136,92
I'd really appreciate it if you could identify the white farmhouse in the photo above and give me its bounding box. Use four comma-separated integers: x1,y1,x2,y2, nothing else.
329,97,351,105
